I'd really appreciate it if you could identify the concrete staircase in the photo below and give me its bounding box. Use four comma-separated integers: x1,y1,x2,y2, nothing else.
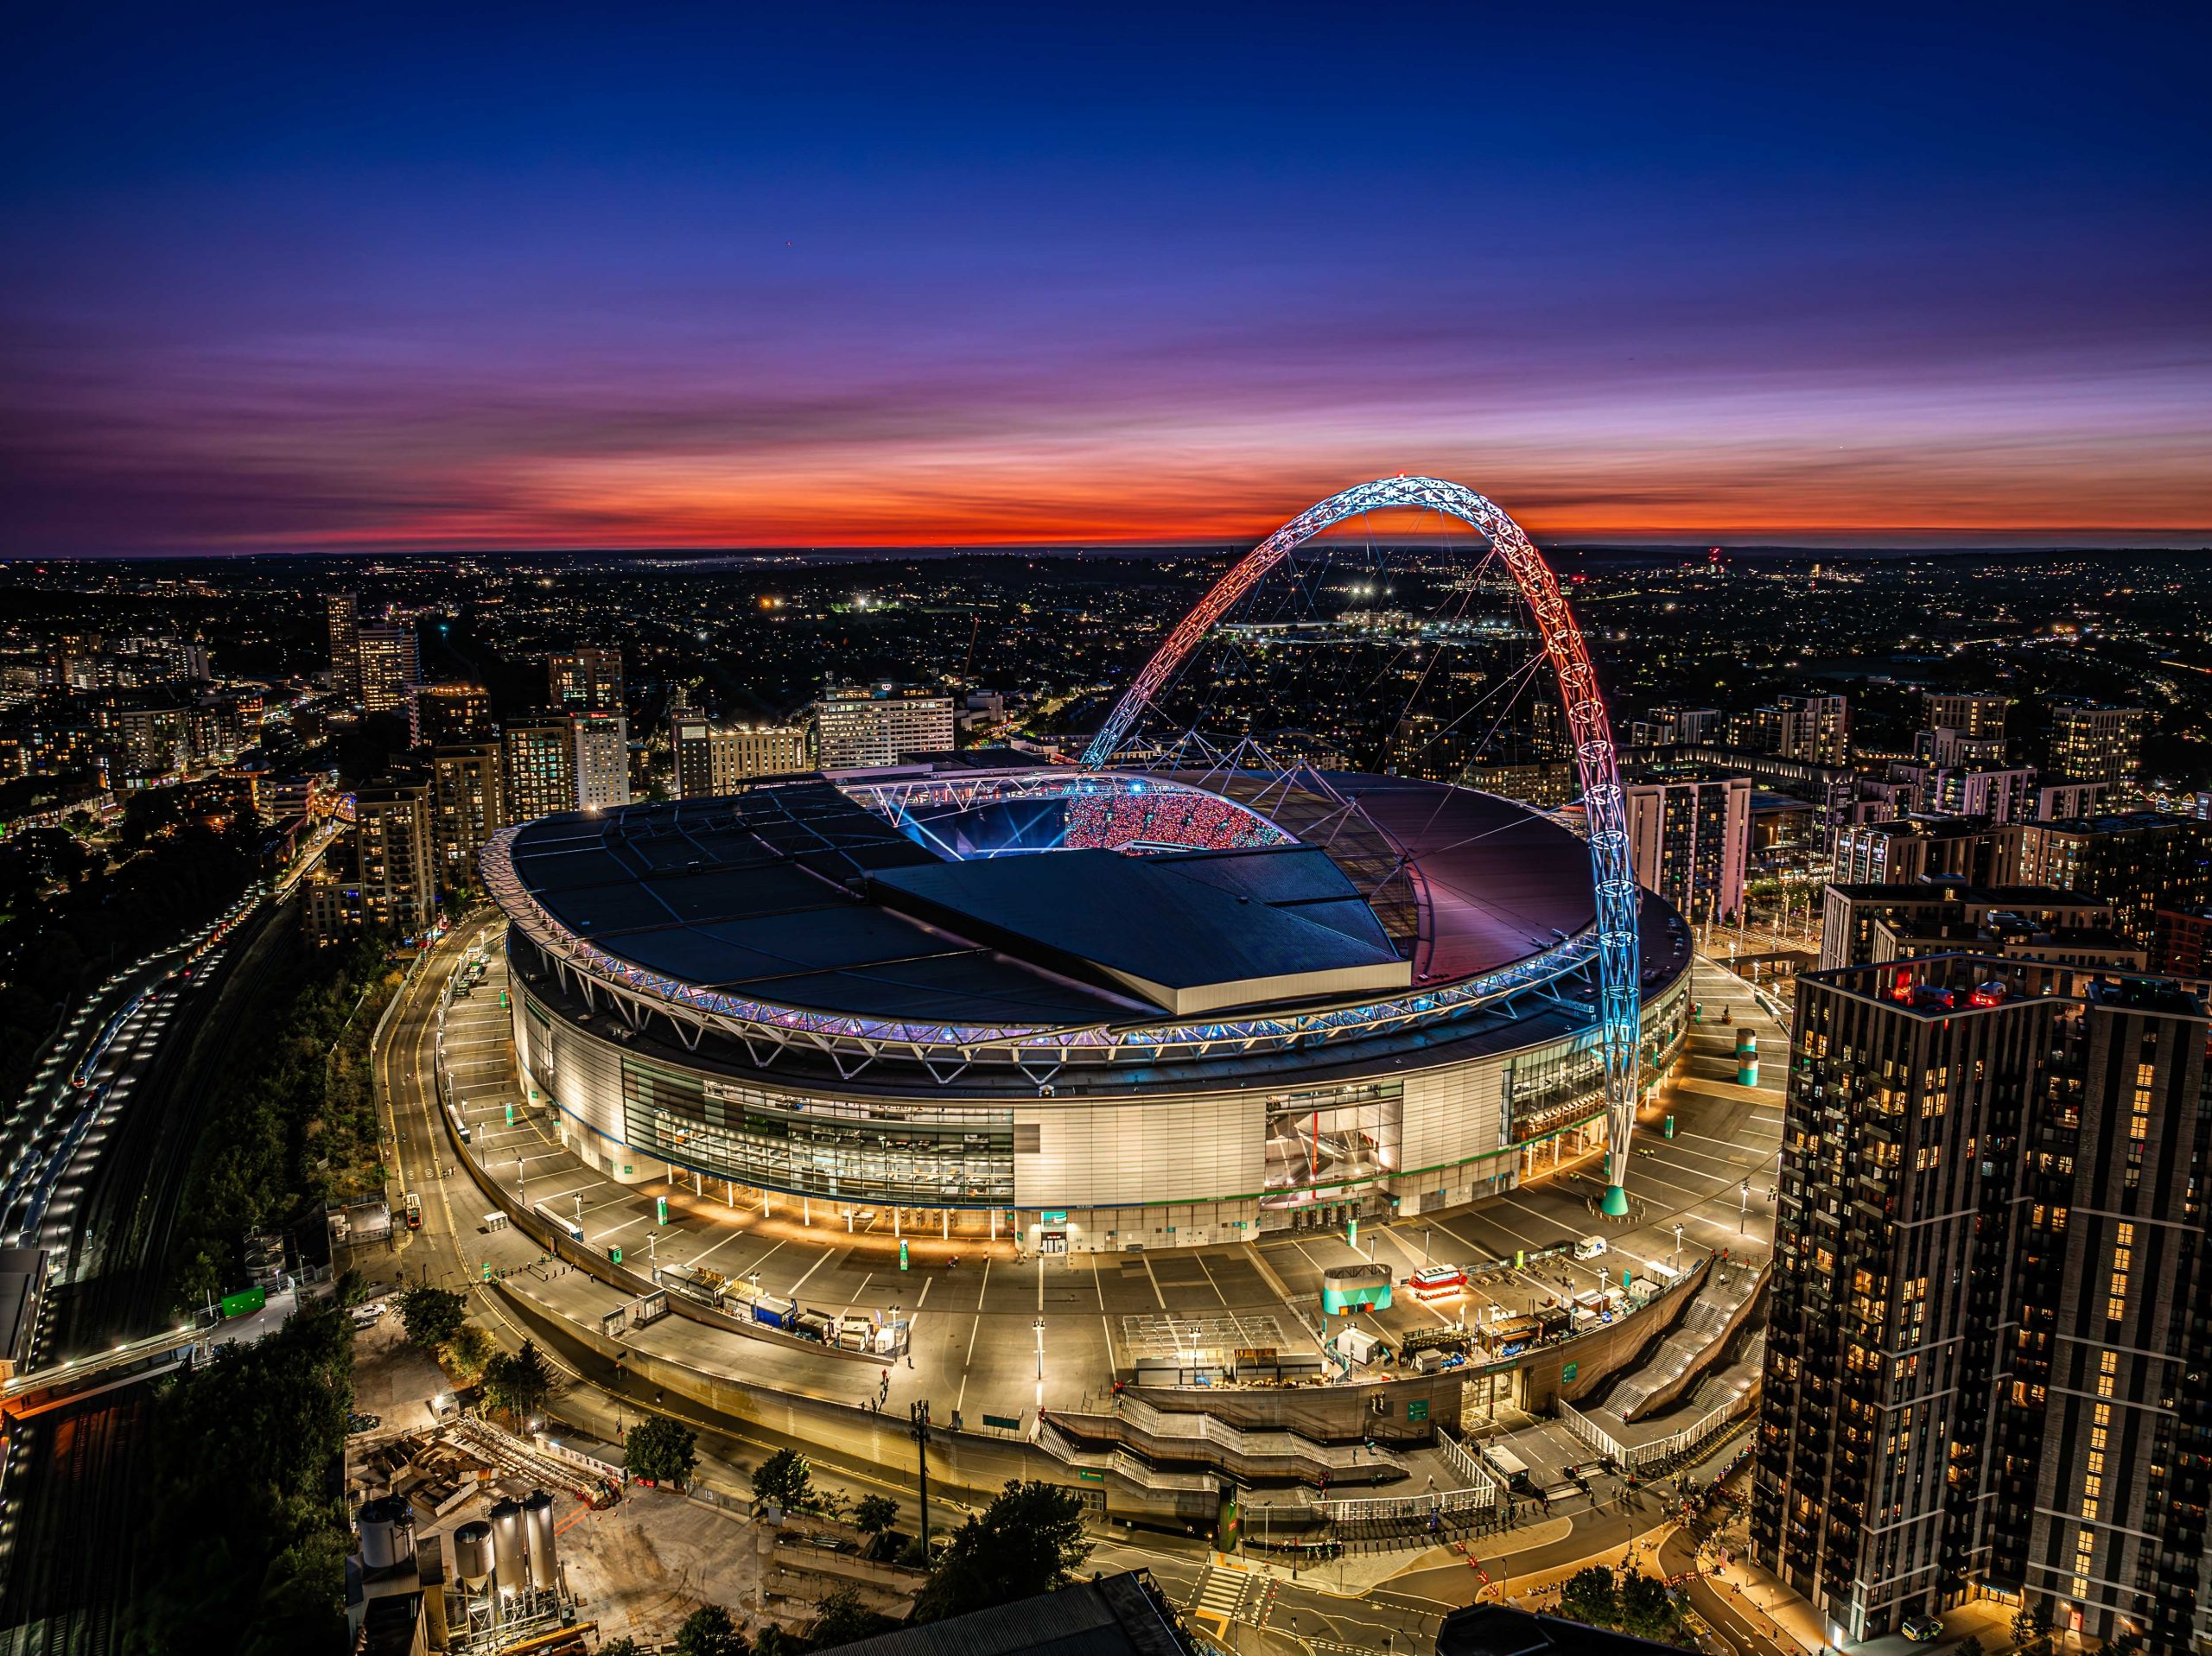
1037,1393,1408,1488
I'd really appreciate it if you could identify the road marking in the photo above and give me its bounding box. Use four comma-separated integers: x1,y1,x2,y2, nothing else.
1140,1251,1166,1310
787,1249,835,1298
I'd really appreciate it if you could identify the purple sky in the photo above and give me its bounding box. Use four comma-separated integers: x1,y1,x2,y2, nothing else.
3,5,2207,552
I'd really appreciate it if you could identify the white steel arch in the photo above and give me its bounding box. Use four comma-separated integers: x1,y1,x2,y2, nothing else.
1085,476,1643,1215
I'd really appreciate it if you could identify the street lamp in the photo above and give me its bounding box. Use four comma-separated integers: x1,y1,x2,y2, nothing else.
1421,1227,1432,1269
1033,1317,1045,1381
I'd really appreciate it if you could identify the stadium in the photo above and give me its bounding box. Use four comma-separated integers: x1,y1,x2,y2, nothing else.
483,478,1694,1251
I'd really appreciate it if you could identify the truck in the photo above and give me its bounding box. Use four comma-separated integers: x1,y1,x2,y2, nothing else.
1573,1234,1607,1260
750,1294,798,1331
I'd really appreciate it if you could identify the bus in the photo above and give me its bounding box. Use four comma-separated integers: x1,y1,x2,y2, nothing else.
404,1193,423,1230
533,1202,587,1245
445,1099,472,1145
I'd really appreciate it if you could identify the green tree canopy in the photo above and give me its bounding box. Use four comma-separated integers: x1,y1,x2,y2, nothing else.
912,1479,1092,1623
851,1494,899,1536
808,1584,896,1650
395,1283,467,1350
481,1339,553,1423
751,1447,812,1510
673,1602,749,1656
1555,1565,1619,1631
625,1414,699,1487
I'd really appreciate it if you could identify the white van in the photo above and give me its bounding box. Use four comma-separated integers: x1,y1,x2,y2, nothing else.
1573,1234,1608,1260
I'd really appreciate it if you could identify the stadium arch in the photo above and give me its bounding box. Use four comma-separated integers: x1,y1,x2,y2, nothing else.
1084,475,1644,1216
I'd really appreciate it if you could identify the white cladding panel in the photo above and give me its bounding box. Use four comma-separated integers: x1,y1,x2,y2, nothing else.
1014,1093,1263,1208
1402,1057,1505,1172
543,1001,626,1141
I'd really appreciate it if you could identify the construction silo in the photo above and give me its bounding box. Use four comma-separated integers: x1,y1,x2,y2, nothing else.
522,1488,557,1590
452,1520,495,1590
355,1494,415,1570
488,1497,529,1595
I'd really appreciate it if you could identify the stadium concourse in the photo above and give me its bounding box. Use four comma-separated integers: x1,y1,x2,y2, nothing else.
381,830,1783,1444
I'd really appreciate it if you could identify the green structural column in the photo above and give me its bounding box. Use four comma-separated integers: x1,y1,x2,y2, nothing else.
1601,1183,1630,1217
1736,1029,1759,1087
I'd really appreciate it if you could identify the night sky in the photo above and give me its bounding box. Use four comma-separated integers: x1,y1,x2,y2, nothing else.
3,4,2206,554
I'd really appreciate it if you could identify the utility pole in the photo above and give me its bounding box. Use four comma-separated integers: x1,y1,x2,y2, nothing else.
910,1399,932,1555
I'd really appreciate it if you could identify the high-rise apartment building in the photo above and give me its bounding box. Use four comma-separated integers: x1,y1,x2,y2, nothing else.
1921,692,2009,741
429,743,505,885
1831,816,2022,887
1755,955,2212,1647
571,711,630,810
356,623,420,715
2015,812,2212,947
1630,705,1726,747
549,648,625,714
1815,882,2126,973
410,682,493,747
502,713,575,825
1624,773,1751,924
811,684,956,771
670,712,811,797
326,592,361,703
1730,695,1850,767
2049,705,2145,791
353,780,435,935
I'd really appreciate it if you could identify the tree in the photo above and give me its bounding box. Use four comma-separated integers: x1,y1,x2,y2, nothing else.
395,1283,467,1350
912,1479,1092,1623
442,1323,495,1381
851,1494,899,1538
1555,1565,1619,1631
625,1414,699,1487
1614,1573,1679,1640
597,1641,647,1656
752,1447,813,1510
2013,1600,2053,1655
673,1603,749,1656
481,1339,553,1424
808,1584,895,1649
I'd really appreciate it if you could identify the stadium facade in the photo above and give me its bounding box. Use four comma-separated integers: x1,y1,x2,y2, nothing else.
483,758,1693,1253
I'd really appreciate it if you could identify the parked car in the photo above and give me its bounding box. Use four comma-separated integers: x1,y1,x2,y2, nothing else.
350,1304,386,1328
1900,1615,1944,1643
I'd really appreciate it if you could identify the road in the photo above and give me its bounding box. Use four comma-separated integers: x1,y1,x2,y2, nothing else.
0,883,302,1655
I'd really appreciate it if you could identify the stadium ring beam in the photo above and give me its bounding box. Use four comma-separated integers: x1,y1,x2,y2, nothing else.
1085,476,1643,1218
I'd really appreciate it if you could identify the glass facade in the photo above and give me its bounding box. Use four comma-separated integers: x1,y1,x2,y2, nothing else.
618,1053,1014,1206
1261,1081,1402,1208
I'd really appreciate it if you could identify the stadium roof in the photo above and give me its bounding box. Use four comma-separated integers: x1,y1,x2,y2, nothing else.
868,845,1409,1016
495,768,1601,1033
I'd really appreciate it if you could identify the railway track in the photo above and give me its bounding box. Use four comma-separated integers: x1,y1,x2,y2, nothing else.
0,890,299,1652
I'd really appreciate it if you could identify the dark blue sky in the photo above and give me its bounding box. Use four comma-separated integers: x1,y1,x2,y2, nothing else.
3,3,2206,550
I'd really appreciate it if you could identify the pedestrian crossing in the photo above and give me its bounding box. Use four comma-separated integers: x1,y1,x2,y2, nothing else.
1187,1567,1258,1622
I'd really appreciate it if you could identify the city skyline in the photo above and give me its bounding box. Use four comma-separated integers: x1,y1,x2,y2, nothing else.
4,5,2209,555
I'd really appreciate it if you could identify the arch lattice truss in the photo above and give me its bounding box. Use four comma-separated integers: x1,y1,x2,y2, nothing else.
1085,475,1643,1213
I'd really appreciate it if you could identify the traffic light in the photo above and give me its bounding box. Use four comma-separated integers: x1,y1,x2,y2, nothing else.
899,1240,909,1272
655,1196,669,1225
